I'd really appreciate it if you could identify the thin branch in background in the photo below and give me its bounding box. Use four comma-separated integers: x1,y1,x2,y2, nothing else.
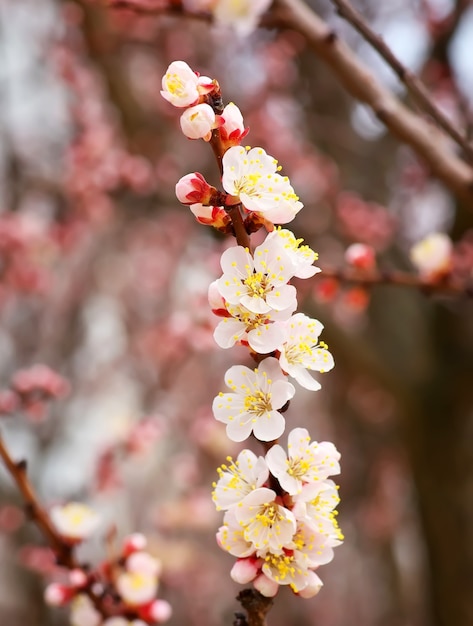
0,433,107,617
327,0,473,163
272,0,473,209
319,266,473,298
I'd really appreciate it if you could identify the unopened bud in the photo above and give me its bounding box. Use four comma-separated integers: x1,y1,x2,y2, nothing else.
175,173,216,206
345,243,376,270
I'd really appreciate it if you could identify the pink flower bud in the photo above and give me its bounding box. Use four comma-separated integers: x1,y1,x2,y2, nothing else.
69,568,88,588
123,532,147,556
219,102,248,148
44,583,72,606
180,104,216,141
146,599,173,623
175,173,215,206
345,243,376,270
230,558,260,584
253,573,279,597
189,204,231,230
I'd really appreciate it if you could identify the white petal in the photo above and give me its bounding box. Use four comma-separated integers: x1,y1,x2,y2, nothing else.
253,410,285,442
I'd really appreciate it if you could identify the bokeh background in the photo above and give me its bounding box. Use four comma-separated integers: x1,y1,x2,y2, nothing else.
0,1,473,625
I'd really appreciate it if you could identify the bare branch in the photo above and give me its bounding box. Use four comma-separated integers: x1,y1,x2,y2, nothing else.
319,266,473,298
272,0,473,209
327,0,473,163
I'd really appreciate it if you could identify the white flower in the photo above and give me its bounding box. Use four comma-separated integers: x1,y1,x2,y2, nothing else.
266,228,320,278
222,146,303,224
279,313,334,391
293,481,344,546
127,552,162,578
217,240,297,314
50,502,100,542
217,508,256,558
261,549,313,592
116,570,158,606
235,487,296,552
213,0,272,36
212,357,295,442
213,301,292,354
180,103,216,140
265,427,340,495
161,61,200,108
410,232,452,278
70,595,101,626
212,449,269,510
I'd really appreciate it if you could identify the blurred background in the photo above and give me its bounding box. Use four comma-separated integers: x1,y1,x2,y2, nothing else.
0,1,472,625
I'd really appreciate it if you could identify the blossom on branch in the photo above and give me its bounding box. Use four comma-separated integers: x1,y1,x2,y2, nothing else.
50,502,100,543
175,172,217,206
189,203,231,230
161,61,212,108
218,102,249,149
410,231,452,279
266,228,320,278
222,146,303,224
279,313,334,391
213,0,272,36
180,103,216,140
212,357,295,442
265,427,340,495
212,449,269,510
217,239,297,314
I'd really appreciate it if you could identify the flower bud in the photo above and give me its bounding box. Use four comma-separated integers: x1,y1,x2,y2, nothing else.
69,568,88,588
160,61,199,108
122,533,147,556
180,104,216,141
189,204,231,230
230,558,260,584
345,243,376,270
146,599,173,623
175,173,216,206
44,583,73,606
219,102,248,148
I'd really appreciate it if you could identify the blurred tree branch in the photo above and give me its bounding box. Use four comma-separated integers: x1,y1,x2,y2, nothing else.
327,0,473,163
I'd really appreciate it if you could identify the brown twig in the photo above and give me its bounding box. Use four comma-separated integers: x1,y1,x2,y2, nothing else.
327,0,473,163
319,266,473,298
271,0,473,209
236,589,273,626
0,432,113,618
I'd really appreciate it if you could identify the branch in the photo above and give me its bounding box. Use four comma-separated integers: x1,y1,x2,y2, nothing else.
236,589,273,626
320,266,473,298
272,0,473,209
327,0,473,163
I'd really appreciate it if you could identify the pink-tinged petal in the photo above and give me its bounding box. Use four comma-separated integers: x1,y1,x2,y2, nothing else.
220,246,253,276
214,319,246,349
240,294,272,314
253,410,285,442
253,573,280,597
224,364,255,389
290,366,322,391
247,323,285,354
212,393,245,423
265,444,287,475
297,571,323,598
226,418,254,442
270,380,296,409
265,284,297,312
305,349,335,373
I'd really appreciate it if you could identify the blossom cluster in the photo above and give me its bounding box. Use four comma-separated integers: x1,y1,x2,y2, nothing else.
45,504,172,626
213,429,343,597
161,60,342,600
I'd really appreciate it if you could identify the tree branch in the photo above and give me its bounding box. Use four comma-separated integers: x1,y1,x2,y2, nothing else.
236,589,273,626
319,266,473,298
272,0,473,209
327,0,473,163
